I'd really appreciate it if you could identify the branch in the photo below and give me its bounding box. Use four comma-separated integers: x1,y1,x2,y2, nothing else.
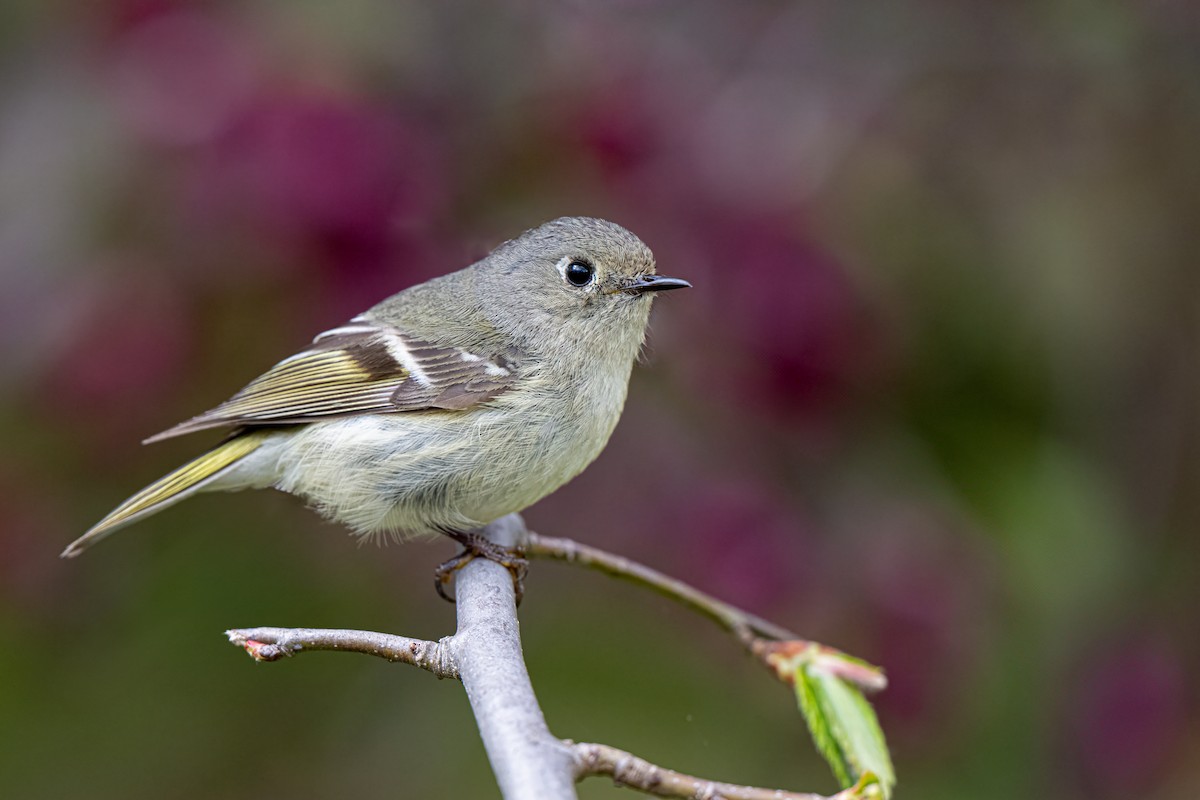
223,516,881,799
524,532,799,648
523,532,888,700
224,626,857,798
226,516,575,799
446,514,578,800
225,627,457,678
572,741,851,800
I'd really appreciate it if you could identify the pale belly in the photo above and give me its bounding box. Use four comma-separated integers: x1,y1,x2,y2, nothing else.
252,374,628,538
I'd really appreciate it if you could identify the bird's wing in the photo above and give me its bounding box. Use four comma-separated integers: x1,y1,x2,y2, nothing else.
144,321,516,443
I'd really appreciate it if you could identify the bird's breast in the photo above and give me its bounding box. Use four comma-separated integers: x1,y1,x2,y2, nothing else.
271,360,635,537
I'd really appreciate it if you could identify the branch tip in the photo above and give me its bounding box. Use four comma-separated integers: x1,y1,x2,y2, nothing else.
753,640,887,693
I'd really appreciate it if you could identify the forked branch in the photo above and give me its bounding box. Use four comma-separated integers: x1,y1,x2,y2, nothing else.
225,515,867,800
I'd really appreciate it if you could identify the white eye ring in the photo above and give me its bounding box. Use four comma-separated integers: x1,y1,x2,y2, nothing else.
556,256,596,287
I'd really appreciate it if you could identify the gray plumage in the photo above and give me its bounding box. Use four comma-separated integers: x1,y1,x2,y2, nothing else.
64,217,689,556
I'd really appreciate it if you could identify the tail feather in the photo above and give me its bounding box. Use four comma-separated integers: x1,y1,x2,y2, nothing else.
62,432,268,558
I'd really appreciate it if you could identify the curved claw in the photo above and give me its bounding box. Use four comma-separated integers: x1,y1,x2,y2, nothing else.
433,531,528,605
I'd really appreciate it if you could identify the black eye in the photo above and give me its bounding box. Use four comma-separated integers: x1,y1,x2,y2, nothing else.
564,260,595,287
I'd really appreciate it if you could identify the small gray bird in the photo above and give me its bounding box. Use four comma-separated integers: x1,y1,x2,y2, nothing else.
63,217,689,566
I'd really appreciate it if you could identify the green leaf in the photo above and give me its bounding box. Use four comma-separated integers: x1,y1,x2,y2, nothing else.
793,659,896,798
794,664,852,787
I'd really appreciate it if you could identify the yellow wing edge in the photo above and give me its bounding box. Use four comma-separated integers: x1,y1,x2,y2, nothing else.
62,431,269,558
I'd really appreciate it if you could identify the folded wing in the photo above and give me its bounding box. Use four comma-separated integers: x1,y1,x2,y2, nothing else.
145,322,516,443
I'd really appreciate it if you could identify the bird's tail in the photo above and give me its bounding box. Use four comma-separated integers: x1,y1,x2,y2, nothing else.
62,431,270,558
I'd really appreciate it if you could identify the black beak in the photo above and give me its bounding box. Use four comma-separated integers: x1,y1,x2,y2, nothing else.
624,274,692,294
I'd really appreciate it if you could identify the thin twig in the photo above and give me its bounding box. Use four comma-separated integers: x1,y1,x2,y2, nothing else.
524,532,799,648
572,742,846,800
225,627,458,678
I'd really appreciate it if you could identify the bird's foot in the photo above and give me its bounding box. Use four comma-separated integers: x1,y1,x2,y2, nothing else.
434,530,528,605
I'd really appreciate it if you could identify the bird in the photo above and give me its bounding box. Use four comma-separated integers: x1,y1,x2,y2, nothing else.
62,217,689,582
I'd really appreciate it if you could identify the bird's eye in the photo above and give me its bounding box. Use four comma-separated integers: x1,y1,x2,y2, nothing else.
564,260,595,287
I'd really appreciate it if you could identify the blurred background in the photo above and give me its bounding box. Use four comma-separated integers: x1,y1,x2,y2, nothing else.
1,1,1197,797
